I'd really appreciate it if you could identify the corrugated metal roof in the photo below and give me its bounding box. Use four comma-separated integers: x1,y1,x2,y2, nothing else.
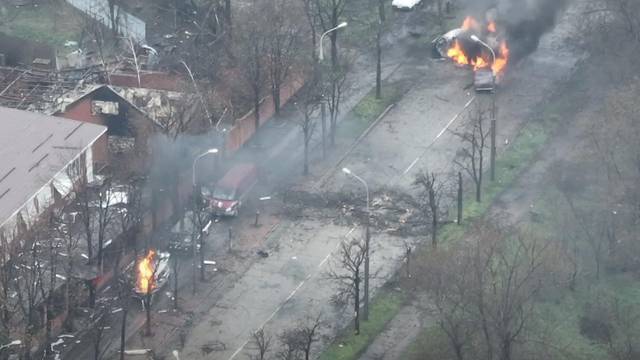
0,107,107,228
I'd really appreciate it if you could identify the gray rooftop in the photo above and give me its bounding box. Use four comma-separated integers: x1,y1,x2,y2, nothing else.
0,107,107,228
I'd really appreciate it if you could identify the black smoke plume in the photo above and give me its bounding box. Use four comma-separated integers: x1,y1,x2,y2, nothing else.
470,0,569,61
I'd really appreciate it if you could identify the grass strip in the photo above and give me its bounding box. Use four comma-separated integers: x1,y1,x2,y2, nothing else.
318,290,405,360
336,80,408,140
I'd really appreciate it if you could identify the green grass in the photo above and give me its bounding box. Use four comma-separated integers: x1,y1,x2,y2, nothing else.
403,324,456,360
318,290,406,360
0,3,82,48
337,80,408,139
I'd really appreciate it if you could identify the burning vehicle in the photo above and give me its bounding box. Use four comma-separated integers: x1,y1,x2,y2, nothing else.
432,15,510,91
129,249,171,297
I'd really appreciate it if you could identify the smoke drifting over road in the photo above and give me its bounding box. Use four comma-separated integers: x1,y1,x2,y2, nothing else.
469,0,569,61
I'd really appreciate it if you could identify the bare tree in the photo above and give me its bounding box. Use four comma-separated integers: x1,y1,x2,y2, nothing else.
0,235,18,343
418,244,475,360
12,228,47,360
191,202,211,282
326,239,366,334
293,69,324,175
273,314,323,360
75,172,115,271
265,0,302,115
413,169,448,248
297,314,322,360
452,105,490,202
277,329,301,360
323,61,349,147
250,328,273,360
234,4,269,143
469,222,550,360
39,218,63,358
605,298,640,360
89,304,112,360
300,0,319,62
313,0,347,68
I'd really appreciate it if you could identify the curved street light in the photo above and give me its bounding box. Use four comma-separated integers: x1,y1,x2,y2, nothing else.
319,22,348,62
192,148,219,187
470,35,496,67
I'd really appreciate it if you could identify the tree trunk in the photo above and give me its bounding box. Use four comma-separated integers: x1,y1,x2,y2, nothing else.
364,221,370,321
173,256,179,310
321,102,327,158
88,282,96,308
119,307,127,360
354,271,360,335
378,0,386,23
192,239,197,295
457,172,463,225
304,142,309,175
225,0,232,31
254,95,261,145
273,81,281,116
375,28,382,100
97,235,104,272
86,232,93,264
330,28,338,69
429,188,437,248
199,232,205,281
490,117,496,181
330,82,337,146
476,158,482,203
145,294,152,336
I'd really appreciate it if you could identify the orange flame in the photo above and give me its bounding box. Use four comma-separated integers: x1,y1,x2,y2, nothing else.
461,16,478,31
446,16,510,76
491,41,510,75
137,249,156,294
474,57,489,71
447,40,470,65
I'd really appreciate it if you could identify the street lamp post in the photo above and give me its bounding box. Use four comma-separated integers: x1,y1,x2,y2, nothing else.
342,167,371,321
470,35,498,181
319,22,348,62
192,148,219,209
192,148,219,188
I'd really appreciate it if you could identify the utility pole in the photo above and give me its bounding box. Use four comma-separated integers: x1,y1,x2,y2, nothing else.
321,102,327,159
457,171,463,225
490,92,497,181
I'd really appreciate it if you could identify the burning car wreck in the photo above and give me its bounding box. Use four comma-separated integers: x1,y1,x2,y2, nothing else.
125,249,172,301
432,15,510,91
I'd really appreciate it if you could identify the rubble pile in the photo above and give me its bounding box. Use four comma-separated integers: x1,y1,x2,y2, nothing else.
281,188,430,237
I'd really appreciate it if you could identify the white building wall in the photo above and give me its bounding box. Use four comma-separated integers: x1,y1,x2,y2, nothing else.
1,149,95,244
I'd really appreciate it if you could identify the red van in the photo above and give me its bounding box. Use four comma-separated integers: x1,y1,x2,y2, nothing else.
204,163,258,216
